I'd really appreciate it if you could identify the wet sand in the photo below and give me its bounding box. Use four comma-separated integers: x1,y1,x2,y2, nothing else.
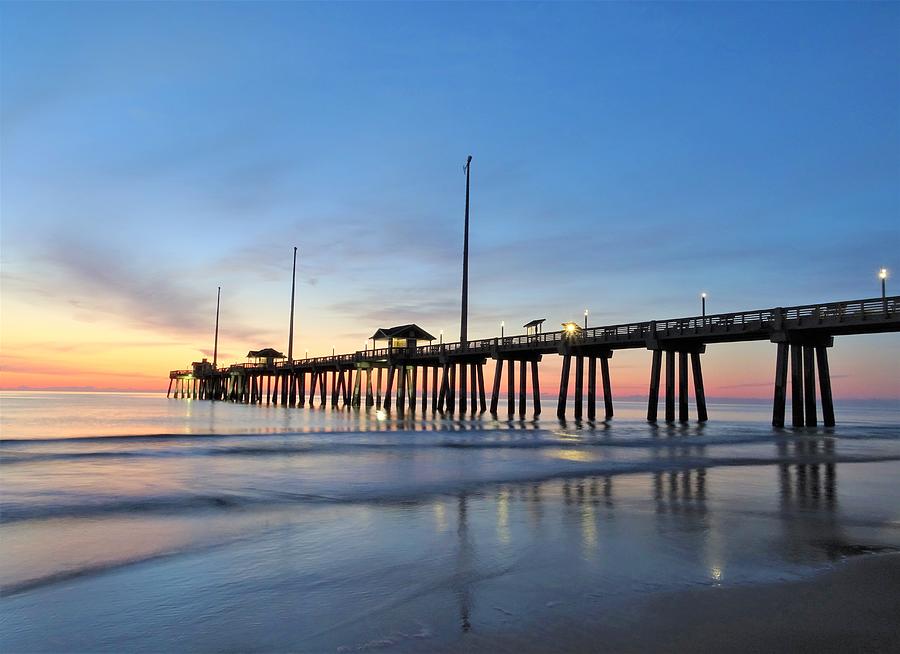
467,553,900,653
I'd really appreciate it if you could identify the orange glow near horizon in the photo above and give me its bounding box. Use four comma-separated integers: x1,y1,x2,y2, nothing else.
2,294,898,398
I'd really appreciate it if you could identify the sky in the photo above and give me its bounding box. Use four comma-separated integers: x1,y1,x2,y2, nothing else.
1,1,898,398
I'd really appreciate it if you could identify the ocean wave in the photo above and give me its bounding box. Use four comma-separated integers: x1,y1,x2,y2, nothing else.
3,453,899,525
6,430,897,465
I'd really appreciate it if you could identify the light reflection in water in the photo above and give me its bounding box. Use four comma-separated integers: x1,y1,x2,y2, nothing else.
433,502,447,533
496,489,511,545
580,501,597,559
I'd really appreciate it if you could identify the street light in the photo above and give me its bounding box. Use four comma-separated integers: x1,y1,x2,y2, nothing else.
584,309,589,330
439,329,443,345
880,268,888,299
701,292,707,317
332,346,335,357
501,320,505,338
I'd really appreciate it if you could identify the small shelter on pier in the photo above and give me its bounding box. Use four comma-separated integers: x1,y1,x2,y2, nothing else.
192,358,214,376
370,324,436,350
247,348,286,367
523,319,546,336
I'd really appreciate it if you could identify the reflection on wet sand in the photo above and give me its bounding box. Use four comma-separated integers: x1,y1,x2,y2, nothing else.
445,436,851,633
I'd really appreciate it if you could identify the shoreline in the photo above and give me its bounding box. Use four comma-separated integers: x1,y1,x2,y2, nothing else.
467,552,900,653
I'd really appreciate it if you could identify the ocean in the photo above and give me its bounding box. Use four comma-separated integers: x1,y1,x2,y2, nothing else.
1,391,899,652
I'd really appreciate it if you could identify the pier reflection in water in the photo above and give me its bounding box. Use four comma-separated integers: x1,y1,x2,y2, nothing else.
441,438,857,635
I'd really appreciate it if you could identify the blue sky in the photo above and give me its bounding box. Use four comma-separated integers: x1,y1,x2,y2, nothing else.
1,2,898,392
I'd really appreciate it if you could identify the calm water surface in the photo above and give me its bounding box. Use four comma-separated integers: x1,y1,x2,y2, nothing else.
1,392,899,652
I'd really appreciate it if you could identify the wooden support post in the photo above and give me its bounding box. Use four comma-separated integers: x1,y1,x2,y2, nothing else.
816,346,835,427
319,371,327,407
352,370,361,407
309,370,318,406
772,343,788,427
557,354,571,419
431,366,438,411
448,365,456,413
398,366,406,412
600,356,614,419
298,372,306,407
531,360,541,416
803,345,817,427
678,352,689,423
470,364,478,414
334,371,343,407
411,366,418,412
366,369,374,407
690,352,707,423
384,366,395,410
266,375,271,404
477,363,486,413
438,364,449,411
421,366,428,412
648,350,661,422
587,356,597,420
490,359,503,414
271,374,279,405
574,355,584,419
790,344,804,427
376,367,383,409
167,379,173,398
459,363,467,414
665,351,675,423
507,358,515,415
518,359,527,418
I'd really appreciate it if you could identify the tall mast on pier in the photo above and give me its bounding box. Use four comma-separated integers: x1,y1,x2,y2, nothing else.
213,286,221,367
461,155,472,345
288,246,298,362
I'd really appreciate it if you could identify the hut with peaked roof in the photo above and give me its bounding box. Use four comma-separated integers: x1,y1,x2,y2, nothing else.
247,348,286,367
369,324,436,351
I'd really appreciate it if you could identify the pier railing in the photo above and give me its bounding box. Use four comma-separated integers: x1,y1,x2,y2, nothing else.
178,295,897,373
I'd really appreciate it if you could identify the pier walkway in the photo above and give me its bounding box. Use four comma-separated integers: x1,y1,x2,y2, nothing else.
169,295,899,427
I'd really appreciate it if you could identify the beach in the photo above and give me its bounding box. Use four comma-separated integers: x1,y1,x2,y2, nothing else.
1,392,899,652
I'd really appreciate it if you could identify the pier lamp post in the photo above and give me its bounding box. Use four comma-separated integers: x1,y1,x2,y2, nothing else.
440,329,443,345
501,321,505,339
305,350,308,359
584,309,589,330
332,346,335,357
880,268,888,312
701,293,707,317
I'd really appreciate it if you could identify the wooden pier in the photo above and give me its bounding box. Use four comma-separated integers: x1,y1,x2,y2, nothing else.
169,295,899,427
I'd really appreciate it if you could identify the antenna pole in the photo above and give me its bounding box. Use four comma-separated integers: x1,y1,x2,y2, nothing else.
213,286,221,367
288,246,297,363
461,155,472,345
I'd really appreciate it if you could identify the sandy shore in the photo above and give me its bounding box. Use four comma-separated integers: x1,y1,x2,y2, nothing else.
462,553,900,653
